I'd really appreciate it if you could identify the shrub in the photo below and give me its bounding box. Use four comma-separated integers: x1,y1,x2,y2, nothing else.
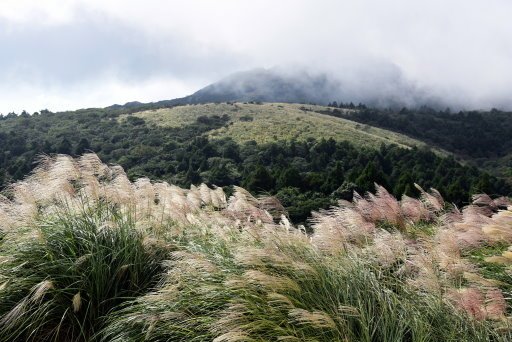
0,202,171,341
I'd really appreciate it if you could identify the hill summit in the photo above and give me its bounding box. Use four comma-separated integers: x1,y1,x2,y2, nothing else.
166,66,442,109
182,68,339,105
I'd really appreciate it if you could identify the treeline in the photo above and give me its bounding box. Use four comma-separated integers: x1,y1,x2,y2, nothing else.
230,140,509,222
0,107,509,223
322,104,512,159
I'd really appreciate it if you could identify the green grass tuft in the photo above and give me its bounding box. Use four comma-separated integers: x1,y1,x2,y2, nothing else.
0,202,172,342
100,222,501,342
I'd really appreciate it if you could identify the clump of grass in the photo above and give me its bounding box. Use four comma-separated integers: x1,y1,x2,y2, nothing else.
100,223,500,342
465,243,512,300
0,201,172,341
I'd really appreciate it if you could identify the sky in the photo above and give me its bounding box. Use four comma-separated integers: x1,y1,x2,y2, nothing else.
0,0,511,113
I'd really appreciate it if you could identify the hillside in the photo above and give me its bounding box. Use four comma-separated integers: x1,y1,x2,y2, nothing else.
0,103,512,223
101,68,511,181
327,106,512,179
0,102,509,223
127,102,437,150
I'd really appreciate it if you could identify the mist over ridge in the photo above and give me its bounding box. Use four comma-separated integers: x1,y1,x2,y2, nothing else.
2,1,512,113
172,65,461,110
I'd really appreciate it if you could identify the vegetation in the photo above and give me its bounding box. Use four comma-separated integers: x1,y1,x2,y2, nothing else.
0,154,510,341
131,103,432,149
0,103,509,224
0,203,171,341
322,104,512,177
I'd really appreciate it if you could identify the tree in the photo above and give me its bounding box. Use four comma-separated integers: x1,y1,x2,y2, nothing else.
321,161,344,193
332,181,357,200
244,165,275,192
185,164,201,185
57,138,73,155
75,138,91,155
0,169,6,188
355,162,388,193
277,166,302,189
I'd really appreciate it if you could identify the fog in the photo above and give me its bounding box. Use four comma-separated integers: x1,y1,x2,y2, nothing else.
0,0,511,113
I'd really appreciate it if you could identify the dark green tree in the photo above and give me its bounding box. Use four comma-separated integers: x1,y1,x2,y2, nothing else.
277,166,302,189
244,165,275,192
75,138,91,155
185,164,201,185
57,138,73,155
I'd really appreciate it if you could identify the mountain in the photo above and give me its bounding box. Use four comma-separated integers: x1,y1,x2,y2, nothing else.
179,68,339,105
168,67,444,109
107,66,446,112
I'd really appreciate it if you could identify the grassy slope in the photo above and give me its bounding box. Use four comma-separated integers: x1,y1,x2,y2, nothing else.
127,102,444,151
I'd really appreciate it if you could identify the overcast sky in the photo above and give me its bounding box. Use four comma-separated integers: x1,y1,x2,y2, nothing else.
0,0,511,113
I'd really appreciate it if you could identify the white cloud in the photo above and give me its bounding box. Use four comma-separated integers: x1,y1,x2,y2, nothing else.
0,0,78,25
0,0,512,112
0,75,197,114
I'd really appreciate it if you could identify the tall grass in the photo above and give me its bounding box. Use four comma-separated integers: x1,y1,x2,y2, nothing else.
0,201,171,341
0,154,510,341
100,223,500,342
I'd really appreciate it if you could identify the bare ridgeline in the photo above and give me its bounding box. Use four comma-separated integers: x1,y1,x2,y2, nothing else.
0,153,511,341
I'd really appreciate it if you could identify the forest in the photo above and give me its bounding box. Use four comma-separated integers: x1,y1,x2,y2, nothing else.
0,104,509,224
325,103,512,162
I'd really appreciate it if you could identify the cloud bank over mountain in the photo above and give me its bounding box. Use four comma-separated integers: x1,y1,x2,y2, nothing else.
0,0,511,113
177,66,447,109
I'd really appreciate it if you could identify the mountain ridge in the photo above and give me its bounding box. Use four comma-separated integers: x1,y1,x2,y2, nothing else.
107,67,445,111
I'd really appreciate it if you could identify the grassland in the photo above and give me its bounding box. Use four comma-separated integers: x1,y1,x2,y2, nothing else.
0,154,510,341
126,102,442,151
